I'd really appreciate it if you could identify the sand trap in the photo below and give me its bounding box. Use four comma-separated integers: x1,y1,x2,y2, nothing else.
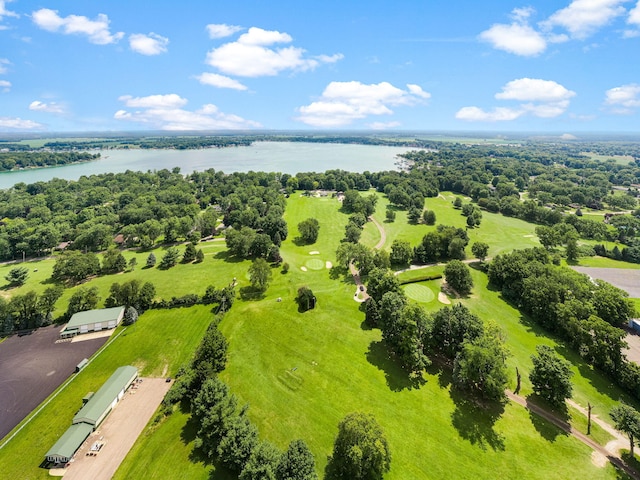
309,251,320,255
438,292,451,304
300,266,308,271
523,234,535,238
325,261,332,269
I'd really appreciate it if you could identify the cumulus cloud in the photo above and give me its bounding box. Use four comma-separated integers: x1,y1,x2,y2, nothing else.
0,0,18,26
296,81,430,127
195,72,248,91
604,83,640,113
0,58,9,74
32,8,124,45
479,7,547,56
0,117,44,130
541,0,627,39
0,80,10,92
206,23,243,39
205,27,343,77
115,93,261,130
129,33,169,55
456,78,575,122
368,121,402,130
630,1,640,24
29,100,66,114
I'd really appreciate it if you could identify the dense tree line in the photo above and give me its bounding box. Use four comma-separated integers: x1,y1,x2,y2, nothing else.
487,248,640,401
0,151,98,171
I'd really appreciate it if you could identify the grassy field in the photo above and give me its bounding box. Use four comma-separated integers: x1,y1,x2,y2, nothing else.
2,191,636,479
0,305,215,480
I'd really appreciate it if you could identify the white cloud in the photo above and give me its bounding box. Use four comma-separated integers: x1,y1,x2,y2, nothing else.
541,0,627,39
604,84,640,113
0,0,18,22
115,94,261,130
205,26,342,77
296,81,430,127
29,100,66,114
0,117,44,130
118,94,187,109
0,58,9,74
32,8,124,45
368,121,402,130
479,10,547,57
0,79,10,92
129,33,169,55
457,77,575,122
455,106,524,122
195,72,248,91
206,23,243,39
630,1,640,24
495,78,576,102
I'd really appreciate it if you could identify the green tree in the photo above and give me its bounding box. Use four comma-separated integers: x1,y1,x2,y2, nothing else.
297,218,320,244
423,210,436,225
565,236,579,263
195,249,205,263
407,207,421,224
182,242,197,263
159,247,180,269
444,260,473,295
102,247,127,274
328,412,391,480
390,240,412,266
471,242,489,262
529,345,573,407
52,251,100,283
296,286,316,312
366,268,402,303
276,439,318,480
146,252,156,268
38,285,64,320
240,441,281,480
611,403,640,457
217,413,259,473
385,208,396,223
66,286,100,318
128,257,137,271
192,322,228,382
5,266,28,286
123,306,139,325
453,326,509,401
453,197,463,209
249,258,272,292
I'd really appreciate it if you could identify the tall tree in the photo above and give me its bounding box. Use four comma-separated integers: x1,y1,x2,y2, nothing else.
610,403,640,457
444,260,473,295
276,439,318,480
249,258,272,292
328,412,391,480
297,218,320,244
529,345,574,407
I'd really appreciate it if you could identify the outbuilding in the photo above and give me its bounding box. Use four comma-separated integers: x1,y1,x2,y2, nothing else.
44,365,138,466
60,306,125,338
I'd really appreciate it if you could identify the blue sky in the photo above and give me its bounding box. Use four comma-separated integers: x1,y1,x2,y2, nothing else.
1,0,640,133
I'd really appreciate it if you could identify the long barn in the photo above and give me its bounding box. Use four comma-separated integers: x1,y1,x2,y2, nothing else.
59,306,125,339
44,365,138,465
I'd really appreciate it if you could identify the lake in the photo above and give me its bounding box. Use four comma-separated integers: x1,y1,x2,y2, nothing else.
0,142,411,189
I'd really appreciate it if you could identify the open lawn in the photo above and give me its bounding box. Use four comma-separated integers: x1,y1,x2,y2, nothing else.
0,305,214,480
361,192,539,257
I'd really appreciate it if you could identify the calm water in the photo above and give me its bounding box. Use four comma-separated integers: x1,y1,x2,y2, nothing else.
0,142,410,189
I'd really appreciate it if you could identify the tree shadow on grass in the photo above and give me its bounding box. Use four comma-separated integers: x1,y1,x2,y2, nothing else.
213,250,245,264
449,387,506,451
239,286,266,301
329,265,353,284
524,393,570,443
365,340,426,392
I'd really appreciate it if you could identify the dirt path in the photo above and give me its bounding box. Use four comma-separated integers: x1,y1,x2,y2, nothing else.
368,215,386,250
62,378,171,480
506,391,639,479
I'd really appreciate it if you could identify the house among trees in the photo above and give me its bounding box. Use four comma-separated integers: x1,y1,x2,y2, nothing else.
59,306,125,339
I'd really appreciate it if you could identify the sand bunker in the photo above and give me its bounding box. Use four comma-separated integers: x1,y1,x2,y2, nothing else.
438,292,451,304
300,266,308,271
325,261,332,269
309,251,320,255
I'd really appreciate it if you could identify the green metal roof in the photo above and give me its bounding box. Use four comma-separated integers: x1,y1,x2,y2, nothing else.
72,365,137,425
45,422,93,461
64,306,124,331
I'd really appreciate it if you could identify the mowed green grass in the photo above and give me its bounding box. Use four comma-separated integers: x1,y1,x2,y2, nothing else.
214,195,623,479
361,192,539,257
0,305,214,480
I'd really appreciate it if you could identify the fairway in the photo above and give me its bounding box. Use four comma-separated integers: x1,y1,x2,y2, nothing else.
403,283,436,303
